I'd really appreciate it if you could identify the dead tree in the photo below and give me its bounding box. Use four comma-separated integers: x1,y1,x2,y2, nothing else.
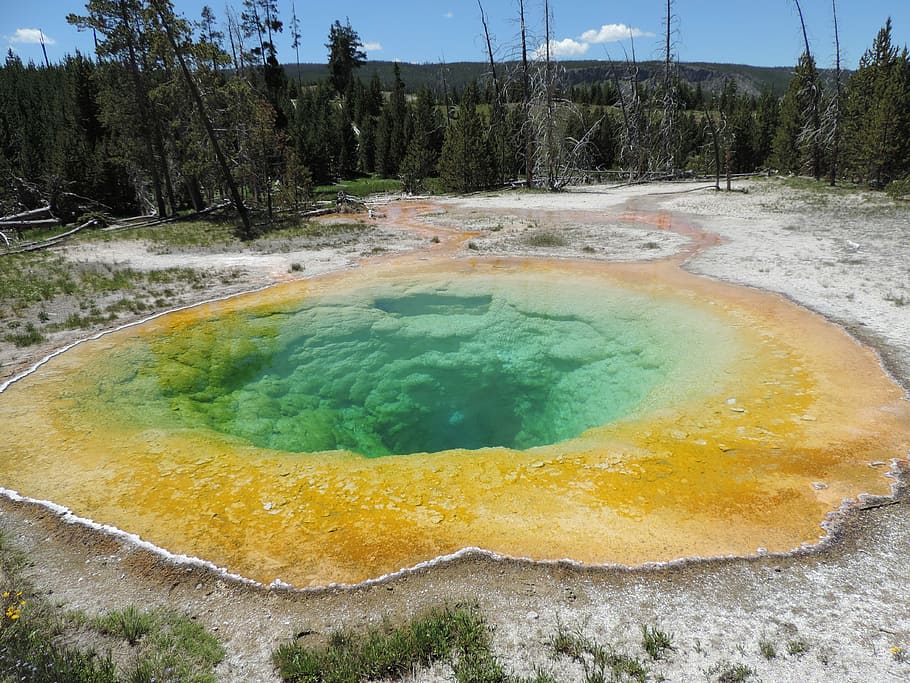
518,0,533,187
656,0,679,176
478,0,507,184
793,0,823,180
826,0,843,186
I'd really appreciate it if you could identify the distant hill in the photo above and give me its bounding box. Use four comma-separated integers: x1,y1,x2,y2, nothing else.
283,60,817,98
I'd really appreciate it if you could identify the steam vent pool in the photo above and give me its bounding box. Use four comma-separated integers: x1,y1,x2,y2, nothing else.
1,255,909,587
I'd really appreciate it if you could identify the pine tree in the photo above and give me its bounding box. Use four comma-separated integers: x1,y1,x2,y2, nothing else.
438,82,492,192
771,52,819,175
843,19,910,186
400,87,442,192
326,19,366,97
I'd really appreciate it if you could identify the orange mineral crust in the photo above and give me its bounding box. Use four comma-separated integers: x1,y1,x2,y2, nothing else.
0,255,907,588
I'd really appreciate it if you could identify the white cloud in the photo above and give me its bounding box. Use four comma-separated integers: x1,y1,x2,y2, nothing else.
9,28,55,45
533,38,589,60
363,42,383,52
444,11,454,19
579,23,653,44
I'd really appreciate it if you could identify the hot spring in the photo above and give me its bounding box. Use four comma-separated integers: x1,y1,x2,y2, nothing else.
1,255,908,587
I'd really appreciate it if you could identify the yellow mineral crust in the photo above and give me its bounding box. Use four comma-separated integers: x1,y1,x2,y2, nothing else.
0,254,907,588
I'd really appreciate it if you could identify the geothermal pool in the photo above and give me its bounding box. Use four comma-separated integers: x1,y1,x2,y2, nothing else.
1,254,908,587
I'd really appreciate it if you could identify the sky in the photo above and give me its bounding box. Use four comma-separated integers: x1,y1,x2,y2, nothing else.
2,1,909,70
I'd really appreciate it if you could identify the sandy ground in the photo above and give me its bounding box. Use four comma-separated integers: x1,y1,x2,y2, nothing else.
1,179,909,681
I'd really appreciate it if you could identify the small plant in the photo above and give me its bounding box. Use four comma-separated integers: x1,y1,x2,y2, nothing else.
1,589,25,626
716,663,754,682
581,245,596,253
523,231,567,248
885,291,908,306
430,235,441,243
758,638,776,660
288,262,303,272
467,241,480,250
641,624,674,660
892,646,908,663
787,638,809,656
95,606,153,645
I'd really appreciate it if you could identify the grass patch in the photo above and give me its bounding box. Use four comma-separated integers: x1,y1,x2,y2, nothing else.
641,624,674,660
274,604,508,683
523,231,568,248
758,638,776,660
0,251,214,345
786,638,809,656
713,662,755,682
551,625,649,683
3,322,45,346
0,531,223,682
314,177,402,201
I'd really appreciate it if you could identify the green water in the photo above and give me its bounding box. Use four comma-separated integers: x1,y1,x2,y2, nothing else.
88,272,734,457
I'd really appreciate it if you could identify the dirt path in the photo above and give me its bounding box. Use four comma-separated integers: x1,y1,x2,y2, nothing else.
2,181,909,681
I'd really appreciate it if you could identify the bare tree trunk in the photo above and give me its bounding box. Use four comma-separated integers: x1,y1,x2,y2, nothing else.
150,0,252,238
519,0,532,187
793,0,822,180
439,58,451,126
704,106,722,190
828,0,842,186
544,0,556,189
478,0,504,183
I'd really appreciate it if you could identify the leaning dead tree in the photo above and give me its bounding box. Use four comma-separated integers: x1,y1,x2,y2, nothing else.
825,0,844,186
149,0,253,239
793,0,823,180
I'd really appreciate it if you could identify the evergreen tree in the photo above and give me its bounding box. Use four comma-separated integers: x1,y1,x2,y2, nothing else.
843,19,910,186
326,19,366,97
438,82,492,192
375,64,409,177
772,52,819,175
400,87,442,192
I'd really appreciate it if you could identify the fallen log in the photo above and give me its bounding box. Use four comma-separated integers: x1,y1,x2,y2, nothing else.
1,218,97,255
0,218,61,229
0,205,54,222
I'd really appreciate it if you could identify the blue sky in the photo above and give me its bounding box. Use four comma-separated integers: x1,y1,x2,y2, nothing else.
3,1,909,70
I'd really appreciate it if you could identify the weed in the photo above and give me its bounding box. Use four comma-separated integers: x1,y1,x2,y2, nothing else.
758,638,776,660
467,241,480,250
95,606,153,645
641,241,661,250
550,625,648,683
716,663,754,682
581,245,596,253
641,624,674,660
885,291,908,306
787,638,809,656
892,646,907,663
3,322,44,346
430,235,441,243
523,231,567,248
289,262,303,273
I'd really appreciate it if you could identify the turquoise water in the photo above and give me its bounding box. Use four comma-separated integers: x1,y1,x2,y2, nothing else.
88,271,733,457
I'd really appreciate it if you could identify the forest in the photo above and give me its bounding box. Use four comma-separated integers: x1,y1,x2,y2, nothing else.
1,0,909,238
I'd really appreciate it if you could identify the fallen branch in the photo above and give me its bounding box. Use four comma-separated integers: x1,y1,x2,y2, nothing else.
1,218,97,255
0,205,54,223
858,499,900,512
